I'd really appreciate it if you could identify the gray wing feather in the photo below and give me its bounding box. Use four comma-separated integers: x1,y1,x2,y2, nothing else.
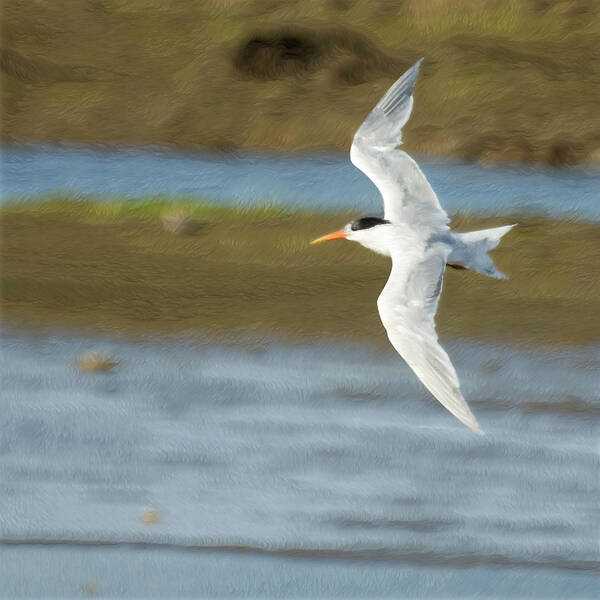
354,58,423,148
378,58,424,118
350,59,449,229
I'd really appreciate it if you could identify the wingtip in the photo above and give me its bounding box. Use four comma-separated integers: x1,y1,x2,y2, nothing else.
464,416,484,435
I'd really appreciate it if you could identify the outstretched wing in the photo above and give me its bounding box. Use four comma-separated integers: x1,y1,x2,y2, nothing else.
377,243,483,434
350,59,449,229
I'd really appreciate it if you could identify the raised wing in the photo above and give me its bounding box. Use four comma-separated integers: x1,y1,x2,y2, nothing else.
350,59,449,229
377,243,483,434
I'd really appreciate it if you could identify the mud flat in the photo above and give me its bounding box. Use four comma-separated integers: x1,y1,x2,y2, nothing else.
2,199,599,347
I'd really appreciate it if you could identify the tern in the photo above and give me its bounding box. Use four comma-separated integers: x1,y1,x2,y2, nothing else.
312,59,515,434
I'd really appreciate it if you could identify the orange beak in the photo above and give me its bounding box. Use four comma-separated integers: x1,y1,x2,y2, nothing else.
310,229,349,245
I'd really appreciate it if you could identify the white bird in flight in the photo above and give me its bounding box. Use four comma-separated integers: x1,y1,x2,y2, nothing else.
311,58,515,434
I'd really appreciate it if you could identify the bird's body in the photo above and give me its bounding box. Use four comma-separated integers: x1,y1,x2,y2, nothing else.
312,59,515,434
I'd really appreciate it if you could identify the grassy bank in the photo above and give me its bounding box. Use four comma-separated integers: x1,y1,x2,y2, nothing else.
1,198,599,347
2,1,599,166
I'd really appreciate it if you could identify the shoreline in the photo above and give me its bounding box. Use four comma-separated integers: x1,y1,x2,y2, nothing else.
3,137,600,172
4,139,600,174
2,199,599,348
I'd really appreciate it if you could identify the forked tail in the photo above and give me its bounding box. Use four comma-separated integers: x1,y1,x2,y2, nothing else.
450,224,516,279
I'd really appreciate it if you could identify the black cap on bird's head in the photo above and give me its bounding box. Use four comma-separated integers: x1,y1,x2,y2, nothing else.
311,216,391,244
350,217,391,231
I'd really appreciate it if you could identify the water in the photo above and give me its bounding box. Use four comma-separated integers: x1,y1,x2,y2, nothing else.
2,144,600,220
1,330,598,597
1,144,599,595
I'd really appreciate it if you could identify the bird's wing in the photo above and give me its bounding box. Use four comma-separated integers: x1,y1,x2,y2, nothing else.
377,242,483,434
350,59,449,229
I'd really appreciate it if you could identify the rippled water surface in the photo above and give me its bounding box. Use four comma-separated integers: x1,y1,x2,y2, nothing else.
2,144,600,220
1,330,598,597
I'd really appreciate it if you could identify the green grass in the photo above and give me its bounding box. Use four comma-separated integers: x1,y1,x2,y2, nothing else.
2,197,599,348
2,0,600,165
1,195,292,222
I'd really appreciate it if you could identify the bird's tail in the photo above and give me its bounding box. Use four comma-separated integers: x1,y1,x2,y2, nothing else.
451,224,516,279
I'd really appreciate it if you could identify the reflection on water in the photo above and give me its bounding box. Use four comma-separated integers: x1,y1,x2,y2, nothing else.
2,144,600,220
1,329,598,596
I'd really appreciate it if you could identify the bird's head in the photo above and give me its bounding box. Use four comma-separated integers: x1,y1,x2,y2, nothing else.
311,217,393,256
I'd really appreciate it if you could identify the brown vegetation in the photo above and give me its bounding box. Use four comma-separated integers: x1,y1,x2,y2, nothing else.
2,0,599,166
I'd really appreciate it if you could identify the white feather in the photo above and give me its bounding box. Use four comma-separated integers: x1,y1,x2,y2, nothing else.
350,59,449,230
376,236,483,434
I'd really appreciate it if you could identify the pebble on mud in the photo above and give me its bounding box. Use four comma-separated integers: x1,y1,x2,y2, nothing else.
160,209,204,235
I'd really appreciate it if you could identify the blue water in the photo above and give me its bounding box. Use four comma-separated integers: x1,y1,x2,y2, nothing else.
1,330,599,597
2,143,599,595
2,144,599,220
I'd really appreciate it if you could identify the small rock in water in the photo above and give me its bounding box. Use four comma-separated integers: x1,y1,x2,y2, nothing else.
139,507,161,524
76,351,118,373
160,209,204,235
83,582,101,596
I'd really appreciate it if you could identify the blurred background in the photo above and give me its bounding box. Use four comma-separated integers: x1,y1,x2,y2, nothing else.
1,1,599,598
2,0,600,164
